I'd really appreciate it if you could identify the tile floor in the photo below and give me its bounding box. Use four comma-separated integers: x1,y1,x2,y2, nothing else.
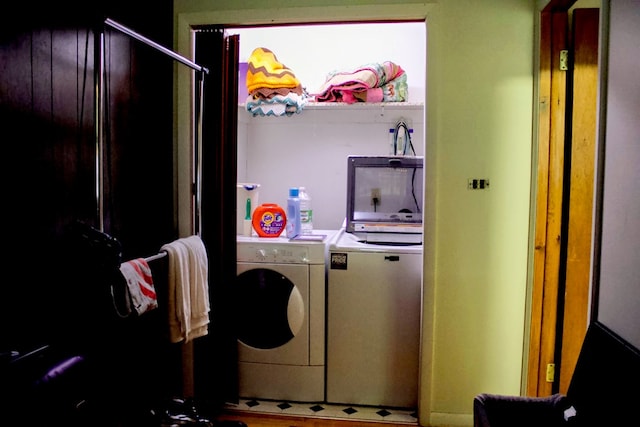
224,399,418,424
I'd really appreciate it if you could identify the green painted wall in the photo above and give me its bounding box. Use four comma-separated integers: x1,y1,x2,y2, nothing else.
173,1,536,425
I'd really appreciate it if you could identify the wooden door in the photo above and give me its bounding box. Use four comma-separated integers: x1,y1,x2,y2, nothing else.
559,7,600,394
528,7,569,398
527,2,600,396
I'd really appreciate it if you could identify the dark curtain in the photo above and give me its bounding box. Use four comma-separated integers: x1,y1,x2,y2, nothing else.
193,28,240,407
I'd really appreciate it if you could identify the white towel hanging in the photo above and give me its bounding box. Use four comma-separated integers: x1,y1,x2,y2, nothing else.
161,235,210,343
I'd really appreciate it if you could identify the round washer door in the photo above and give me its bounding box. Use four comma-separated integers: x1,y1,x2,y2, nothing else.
236,262,310,365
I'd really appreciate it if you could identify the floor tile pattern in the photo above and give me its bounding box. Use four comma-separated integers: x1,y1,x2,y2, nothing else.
224,399,418,424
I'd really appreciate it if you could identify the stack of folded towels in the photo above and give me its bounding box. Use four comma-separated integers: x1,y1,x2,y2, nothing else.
244,47,308,116
312,61,408,104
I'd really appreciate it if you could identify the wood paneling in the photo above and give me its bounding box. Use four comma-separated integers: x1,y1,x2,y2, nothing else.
0,1,180,416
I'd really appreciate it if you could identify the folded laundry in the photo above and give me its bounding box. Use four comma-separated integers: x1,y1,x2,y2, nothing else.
250,86,303,100
347,71,408,103
245,92,308,117
246,47,303,94
313,61,408,103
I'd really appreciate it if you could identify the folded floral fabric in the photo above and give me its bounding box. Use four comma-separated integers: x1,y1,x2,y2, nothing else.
246,47,303,94
348,72,408,103
313,61,407,103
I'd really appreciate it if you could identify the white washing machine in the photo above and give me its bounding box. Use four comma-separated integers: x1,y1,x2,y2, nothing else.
327,228,422,408
236,230,337,402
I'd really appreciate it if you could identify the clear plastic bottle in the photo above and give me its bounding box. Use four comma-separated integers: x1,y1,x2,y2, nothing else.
298,187,313,234
286,187,301,238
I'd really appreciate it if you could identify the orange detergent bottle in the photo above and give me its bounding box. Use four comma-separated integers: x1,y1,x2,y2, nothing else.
252,203,287,237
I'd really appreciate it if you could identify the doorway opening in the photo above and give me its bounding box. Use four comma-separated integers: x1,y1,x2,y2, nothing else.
184,16,430,420
225,21,427,412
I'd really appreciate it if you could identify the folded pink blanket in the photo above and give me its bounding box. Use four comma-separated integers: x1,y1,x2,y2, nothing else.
313,61,408,103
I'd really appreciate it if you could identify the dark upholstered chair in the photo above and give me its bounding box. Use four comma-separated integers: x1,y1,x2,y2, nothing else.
473,322,640,427
473,393,572,427
1,346,90,426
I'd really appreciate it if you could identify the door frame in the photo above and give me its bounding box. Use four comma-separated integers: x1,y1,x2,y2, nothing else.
175,4,434,420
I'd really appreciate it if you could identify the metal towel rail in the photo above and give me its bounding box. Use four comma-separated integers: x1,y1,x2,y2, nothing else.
144,251,168,263
95,18,208,236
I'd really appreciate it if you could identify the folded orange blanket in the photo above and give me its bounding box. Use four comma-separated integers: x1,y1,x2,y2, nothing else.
246,47,302,94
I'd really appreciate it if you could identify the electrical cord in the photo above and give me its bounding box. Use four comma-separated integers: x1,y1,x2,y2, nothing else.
392,120,415,156
391,120,420,212
411,168,421,213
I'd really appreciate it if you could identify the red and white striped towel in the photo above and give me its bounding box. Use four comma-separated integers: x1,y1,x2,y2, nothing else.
119,258,158,316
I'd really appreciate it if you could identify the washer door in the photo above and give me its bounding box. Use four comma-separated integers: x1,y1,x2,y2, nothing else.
236,262,309,365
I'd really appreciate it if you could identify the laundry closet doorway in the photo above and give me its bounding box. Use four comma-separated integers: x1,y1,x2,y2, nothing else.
227,22,427,413
176,9,431,416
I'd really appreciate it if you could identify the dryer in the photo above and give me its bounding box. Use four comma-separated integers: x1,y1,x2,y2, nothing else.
236,231,336,402
327,228,422,408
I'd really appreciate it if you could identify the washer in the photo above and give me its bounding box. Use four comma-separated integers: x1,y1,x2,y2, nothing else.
236,231,336,402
